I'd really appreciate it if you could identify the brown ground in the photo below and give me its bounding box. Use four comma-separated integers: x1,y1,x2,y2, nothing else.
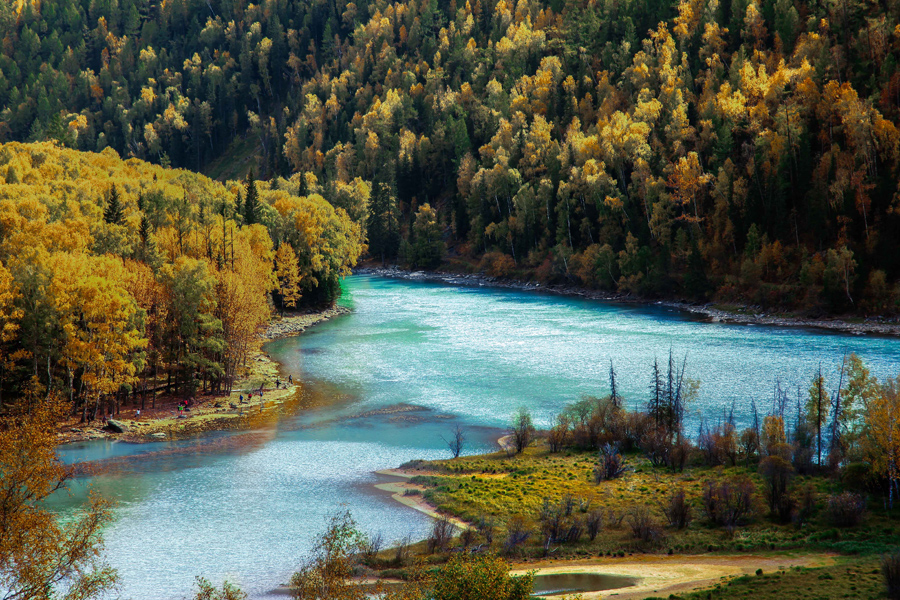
373,466,835,600
508,553,835,599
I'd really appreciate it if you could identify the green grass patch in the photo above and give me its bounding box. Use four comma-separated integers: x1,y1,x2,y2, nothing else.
410,442,900,558
671,557,886,599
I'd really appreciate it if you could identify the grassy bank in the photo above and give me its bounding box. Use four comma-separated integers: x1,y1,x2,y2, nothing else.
400,444,900,556
377,440,900,598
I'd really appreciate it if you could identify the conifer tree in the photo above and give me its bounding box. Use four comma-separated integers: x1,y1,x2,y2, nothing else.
104,185,123,225
139,214,151,246
244,170,259,226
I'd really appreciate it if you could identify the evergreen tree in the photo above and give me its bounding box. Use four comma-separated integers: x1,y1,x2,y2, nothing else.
104,185,123,225
684,242,711,300
244,170,259,226
139,214,151,246
367,176,400,264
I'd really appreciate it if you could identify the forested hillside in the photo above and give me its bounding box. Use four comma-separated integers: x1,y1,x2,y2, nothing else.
0,142,363,415
2,0,900,312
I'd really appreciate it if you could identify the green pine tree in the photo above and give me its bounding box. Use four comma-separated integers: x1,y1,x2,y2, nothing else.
244,169,259,226
139,214,151,245
104,185,123,224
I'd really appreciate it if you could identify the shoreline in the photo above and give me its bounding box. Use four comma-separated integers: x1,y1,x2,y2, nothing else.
508,553,834,599
370,464,835,599
373,468,471,530
57,305,351,445
355,266,900,337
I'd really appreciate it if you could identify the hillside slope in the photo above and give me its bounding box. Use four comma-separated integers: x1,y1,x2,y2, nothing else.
2,0,900,312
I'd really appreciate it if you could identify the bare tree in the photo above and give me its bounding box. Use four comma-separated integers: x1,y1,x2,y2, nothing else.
609,360,620,408
442,424,466,458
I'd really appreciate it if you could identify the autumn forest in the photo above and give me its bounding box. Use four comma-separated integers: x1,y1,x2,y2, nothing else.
2,0,900,316
3,0,900,597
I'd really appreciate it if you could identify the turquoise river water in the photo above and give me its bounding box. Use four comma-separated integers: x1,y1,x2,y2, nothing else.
54,274,899,599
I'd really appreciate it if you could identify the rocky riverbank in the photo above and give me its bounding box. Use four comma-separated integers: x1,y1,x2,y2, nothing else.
356,267,900,337
261,305,351,340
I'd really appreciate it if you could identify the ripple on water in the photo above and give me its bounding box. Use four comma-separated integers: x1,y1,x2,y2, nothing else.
57,274,900,600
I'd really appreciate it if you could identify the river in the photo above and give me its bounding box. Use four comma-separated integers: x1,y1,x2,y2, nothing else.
55,274,899,599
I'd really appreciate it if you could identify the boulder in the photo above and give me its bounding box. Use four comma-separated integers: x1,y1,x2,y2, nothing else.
150,432,167,439
106,419,127,433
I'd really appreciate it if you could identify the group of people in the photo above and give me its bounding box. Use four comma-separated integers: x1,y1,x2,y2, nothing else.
233,374,293,410
176,400,190,417
274,375,293,389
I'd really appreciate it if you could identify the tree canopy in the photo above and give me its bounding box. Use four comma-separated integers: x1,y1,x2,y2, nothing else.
3,0,899,311
0,142,362,414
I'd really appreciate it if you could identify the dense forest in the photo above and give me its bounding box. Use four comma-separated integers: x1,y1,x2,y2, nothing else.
0,142,363,415
2,0,900,312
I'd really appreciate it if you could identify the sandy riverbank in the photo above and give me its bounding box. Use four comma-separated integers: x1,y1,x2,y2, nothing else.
373,461,836,599
509,553,834,599
374,469,470,530
57,305,350,444
357,266,900,336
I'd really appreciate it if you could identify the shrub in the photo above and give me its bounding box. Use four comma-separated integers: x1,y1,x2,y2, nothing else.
428,516,455,553
538,498,565,543
547,414,570,452
563,517,584,543
538,496,584,545
758,455,794,522
193,577,246,600
825,492,866,527
669,437,692,473
841,462,874,491
628,506,664,543
480,251,517,278
503,515,531,555
362,531,384,561
698,423,737,466
476,515,495,546
510,407,536,454
883,552,900,600
593,443,626,482
793,484,817,528
739,426,760,465
622,412,654,451
459,527,477,549
662,489,693,529
429,553,534,600
641,427,671,468
701,478,756,530
393,534,412,564
586,509,603,541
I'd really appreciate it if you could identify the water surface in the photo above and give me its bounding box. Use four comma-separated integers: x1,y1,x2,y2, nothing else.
268,275,900,432
57,274,899,599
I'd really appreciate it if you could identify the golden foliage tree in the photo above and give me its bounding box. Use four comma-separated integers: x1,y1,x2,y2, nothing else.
0,397,117,599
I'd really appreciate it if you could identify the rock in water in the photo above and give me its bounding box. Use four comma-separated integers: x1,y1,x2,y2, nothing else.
106,419,127,433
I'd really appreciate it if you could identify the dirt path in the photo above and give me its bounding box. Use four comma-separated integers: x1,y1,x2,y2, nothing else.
509,553,835,599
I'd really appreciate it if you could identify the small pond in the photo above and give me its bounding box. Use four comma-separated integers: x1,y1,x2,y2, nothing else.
531,572,638,596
